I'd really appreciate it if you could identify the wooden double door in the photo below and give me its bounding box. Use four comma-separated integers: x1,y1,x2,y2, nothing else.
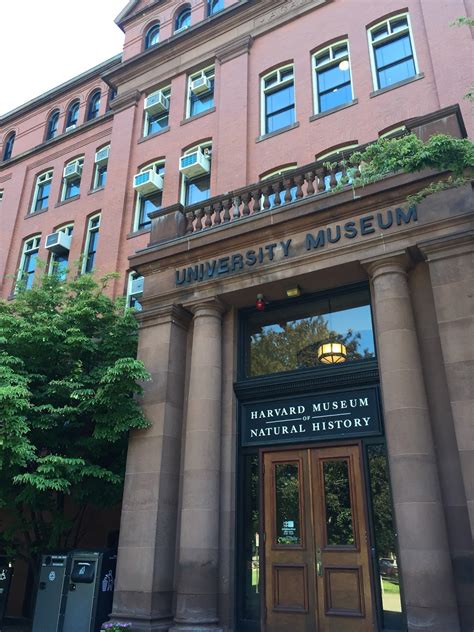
263,444,374,632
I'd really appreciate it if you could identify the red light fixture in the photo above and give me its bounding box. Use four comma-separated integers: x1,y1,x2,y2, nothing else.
256,293,265,311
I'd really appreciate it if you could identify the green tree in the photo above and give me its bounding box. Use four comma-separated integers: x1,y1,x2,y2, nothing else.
0,270,150,596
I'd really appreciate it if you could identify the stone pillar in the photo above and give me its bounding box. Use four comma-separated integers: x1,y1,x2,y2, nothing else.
171,299,225,632
364,252,460,632
419,233,474,536
111,305,191,632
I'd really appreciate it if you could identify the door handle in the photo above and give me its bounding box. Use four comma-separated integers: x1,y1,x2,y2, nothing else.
316,548,323,577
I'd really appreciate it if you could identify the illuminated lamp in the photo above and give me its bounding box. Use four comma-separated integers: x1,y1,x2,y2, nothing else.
317,340,347,364
256,293,265,311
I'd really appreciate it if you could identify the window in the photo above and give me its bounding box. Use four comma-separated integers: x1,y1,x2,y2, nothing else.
145,23,160,49
61,157,83,201
175,5,191,32
92,145,109,189
46,110,60,140
0,189,4,202
369,14,418,90
65,100,80,130
82,214,100,273
3,132,15,161
187,67,215,118
243,286,375,378
31,170,53,213
127,272,144,310
86,90,101,121
134,161,164,231
17,235,41,290
49,225,73,280
316,143,359,190
208,0,224,16
313,41,353,113
144,87,171,136
180,143,211,206
261,66,295,135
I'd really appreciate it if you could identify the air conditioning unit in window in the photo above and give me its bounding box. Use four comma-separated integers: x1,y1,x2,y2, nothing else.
63,161,82,179
45,231,72,254
133,169,164,194
144,91,169,115
131,275,144,295
190,76,211,95
95,146,110,165
179,148,210,178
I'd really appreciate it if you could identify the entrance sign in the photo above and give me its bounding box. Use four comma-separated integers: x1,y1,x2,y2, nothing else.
241,387,381,446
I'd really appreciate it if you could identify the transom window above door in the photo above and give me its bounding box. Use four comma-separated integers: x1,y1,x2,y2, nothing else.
243,286,375,378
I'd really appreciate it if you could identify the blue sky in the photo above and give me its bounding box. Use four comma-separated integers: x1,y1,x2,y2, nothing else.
0,1,126,115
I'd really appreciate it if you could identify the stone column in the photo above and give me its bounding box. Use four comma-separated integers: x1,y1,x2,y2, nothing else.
364,252,460,632
171,299,225,632
419,232,474,536
111,305,191,632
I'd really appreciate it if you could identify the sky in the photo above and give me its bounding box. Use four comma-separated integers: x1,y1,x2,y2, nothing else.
0,0,128,116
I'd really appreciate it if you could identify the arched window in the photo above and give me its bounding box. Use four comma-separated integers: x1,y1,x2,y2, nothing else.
175,5,191,32
65,100,80,130
2,132,15,161
208,0,224,16
145,23,160,49
46,110,60,140
86,90,101,121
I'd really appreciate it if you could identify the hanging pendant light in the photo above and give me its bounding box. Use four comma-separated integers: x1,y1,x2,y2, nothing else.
317,340,347,364
317,297,348,364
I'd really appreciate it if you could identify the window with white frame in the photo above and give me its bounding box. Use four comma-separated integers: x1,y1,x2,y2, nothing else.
261,65,295,135
187,67,215,118
144,87,171,136
368,14,418,91
133,160,165,231
48,224,73,280
260,165,297,208
313,41,353,114
180,143,211,206
175,4,191,32
92,145,109,190
61,157,84,201
82,214,100,274
31,170,53,213
127,271,144,310
18,235,41,290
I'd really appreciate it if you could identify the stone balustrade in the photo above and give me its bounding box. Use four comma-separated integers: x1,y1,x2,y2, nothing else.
181,152,363,235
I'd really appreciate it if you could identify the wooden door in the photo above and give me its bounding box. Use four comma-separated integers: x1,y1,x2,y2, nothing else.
263,445,374,632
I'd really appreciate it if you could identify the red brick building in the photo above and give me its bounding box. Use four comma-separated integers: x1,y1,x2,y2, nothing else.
1,1,473,631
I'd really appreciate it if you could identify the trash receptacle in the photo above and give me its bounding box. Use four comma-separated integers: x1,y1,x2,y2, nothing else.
0,559,13,625
61,550,116,632
32,553,70,632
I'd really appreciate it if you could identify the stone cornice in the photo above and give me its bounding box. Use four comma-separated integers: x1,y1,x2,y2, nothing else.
109,89,142,113
137,303,192,330
216,34,253,64
417,229,474,262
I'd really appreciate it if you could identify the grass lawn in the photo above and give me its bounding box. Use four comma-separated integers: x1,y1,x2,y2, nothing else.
382,578,400,594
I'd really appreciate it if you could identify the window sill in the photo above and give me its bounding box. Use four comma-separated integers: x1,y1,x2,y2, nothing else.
256,122,299,143
88,186,105,195
24,207,48,219
139,126,170,143
310,99,358,122
370,73,424,98
127,227,151,239
55,195,80,208
180,106,216,126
